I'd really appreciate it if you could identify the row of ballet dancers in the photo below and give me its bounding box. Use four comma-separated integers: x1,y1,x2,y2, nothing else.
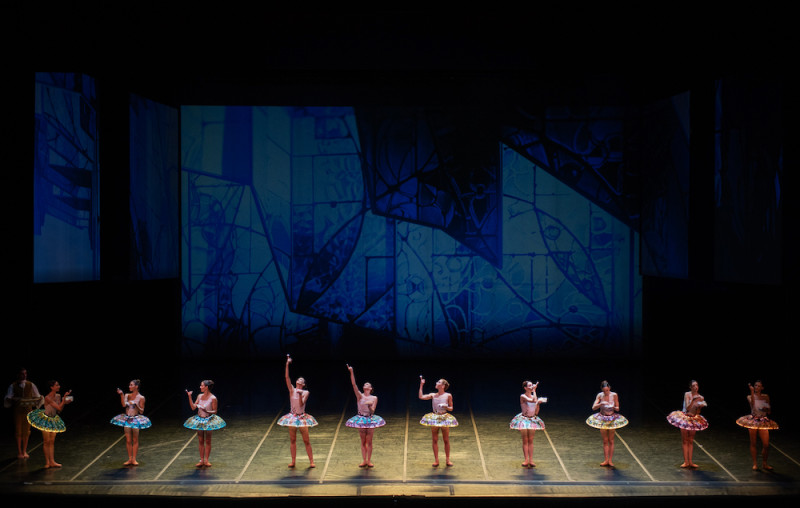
7,360,778,471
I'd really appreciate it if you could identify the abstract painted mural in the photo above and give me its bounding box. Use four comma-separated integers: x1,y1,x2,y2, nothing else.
181,106,641,359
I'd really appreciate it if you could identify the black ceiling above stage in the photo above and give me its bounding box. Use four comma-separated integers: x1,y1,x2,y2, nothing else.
22,6,791,109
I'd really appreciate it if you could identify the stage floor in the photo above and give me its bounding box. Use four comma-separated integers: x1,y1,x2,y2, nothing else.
2,361,798,505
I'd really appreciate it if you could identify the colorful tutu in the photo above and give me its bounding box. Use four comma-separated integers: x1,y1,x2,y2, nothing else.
667,411,708,431
345,414,386,429
111,414,152,429
27,409,66,433
736,415,779,430
278,412,318,427
510,413,545,430
586,412,628,429
420,412,459,427
184,414,227,431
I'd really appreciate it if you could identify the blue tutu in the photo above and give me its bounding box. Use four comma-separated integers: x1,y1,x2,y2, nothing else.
111,414,152,429
184,414,226,431
346,414,386,429
509,413,545,430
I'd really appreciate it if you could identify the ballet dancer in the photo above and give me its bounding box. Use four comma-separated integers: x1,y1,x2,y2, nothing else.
277,355,316,468
586,380,628,467
667,379,708,468
736,380,778,470
419,375,457,467
26,380,72,468
509,380,546,467
111,379,151,466
345,364,385,467
184,379,226,467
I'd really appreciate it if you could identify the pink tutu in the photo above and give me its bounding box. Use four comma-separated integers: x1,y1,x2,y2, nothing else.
278,412,318,427
667,411,708,431
736,415,778,430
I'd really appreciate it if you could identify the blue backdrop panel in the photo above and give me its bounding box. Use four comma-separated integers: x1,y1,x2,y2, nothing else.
33,72,99,283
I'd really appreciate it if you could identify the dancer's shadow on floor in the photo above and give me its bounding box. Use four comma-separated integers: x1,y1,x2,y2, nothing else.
279,465,318,481
96,464,145,480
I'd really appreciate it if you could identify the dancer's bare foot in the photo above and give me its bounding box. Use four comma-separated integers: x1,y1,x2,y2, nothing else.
308,462,316,468
432,462,439,467
204,461,212,467
196,461,205,467
367,462,374,468
123,459,132,466
51,462,62,468
522,462,529,467
131,460,139,466
288,462,296,468
529,462,536,468
762,463,773,470
358,462,367,467
446,461,454,467
600,461,610,467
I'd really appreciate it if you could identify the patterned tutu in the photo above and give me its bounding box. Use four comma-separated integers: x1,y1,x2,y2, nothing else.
736,415,779,430
586,412,628,429
420,412,459,427
184,414,227,431
27,409,66,433
509,413,545,430
346,414,386,429
111,414,152,429
667,411,708,431
278,412,318,427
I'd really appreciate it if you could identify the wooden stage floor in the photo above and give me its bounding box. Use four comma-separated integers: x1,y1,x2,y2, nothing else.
2,360,798,506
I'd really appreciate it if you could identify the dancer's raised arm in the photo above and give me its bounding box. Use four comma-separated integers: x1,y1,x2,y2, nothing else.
186,389,196,410
419,376,432,400
285,355,294,393
348,364,362,399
